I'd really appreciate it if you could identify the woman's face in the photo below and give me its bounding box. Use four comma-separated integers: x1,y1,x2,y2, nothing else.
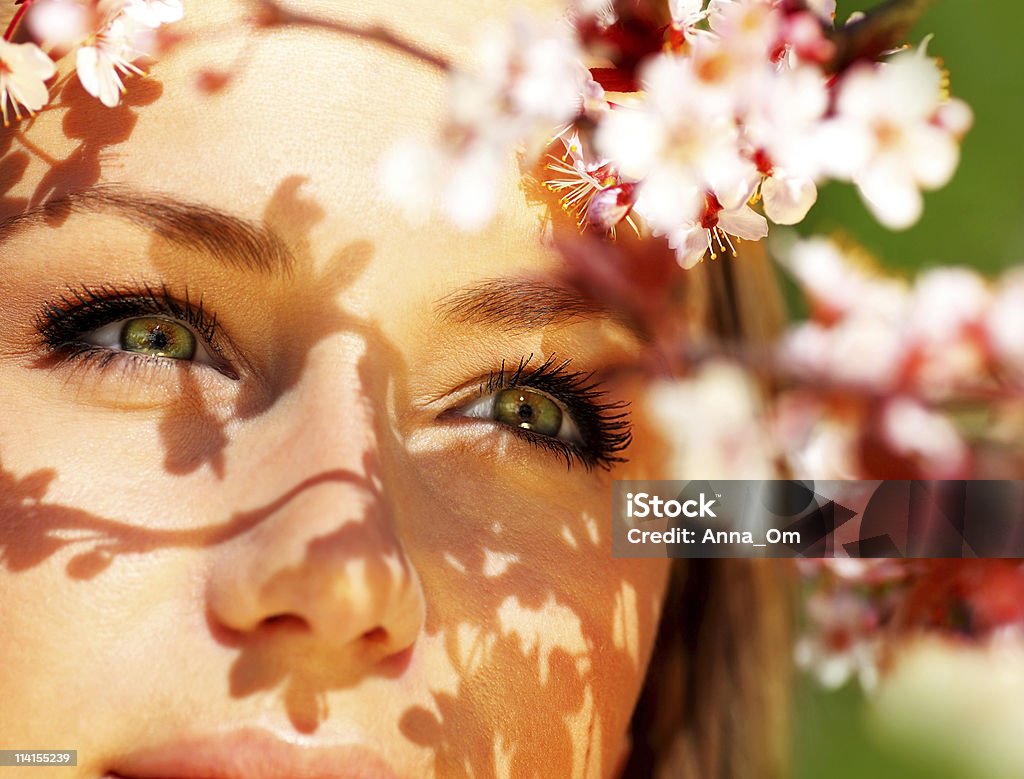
0,1,672,776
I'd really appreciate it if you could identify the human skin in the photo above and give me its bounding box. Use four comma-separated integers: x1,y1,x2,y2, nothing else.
0,1,674,777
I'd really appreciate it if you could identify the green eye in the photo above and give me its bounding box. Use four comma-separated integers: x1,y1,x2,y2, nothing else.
494,388,563,437
120,317,196,360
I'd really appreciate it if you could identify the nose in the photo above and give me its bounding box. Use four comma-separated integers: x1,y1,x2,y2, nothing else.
205,342,425,664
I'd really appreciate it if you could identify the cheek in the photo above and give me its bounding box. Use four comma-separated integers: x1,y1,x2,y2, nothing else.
394,443,672,775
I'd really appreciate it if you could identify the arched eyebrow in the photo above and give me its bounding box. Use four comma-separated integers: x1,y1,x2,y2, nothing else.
436,277,616,333
0,185,294,276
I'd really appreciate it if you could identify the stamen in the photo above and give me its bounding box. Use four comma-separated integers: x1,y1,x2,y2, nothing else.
722,230,738,257
706,230,717,260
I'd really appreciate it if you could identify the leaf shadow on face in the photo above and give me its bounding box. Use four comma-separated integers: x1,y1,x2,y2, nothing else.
0,449,368,581
0,75,164,228
1,168,651,775
150,175,376,477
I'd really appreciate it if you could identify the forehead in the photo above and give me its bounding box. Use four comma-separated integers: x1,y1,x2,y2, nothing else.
2,0,569,301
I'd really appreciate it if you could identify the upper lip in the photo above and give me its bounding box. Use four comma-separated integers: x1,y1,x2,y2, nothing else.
109,726,400,779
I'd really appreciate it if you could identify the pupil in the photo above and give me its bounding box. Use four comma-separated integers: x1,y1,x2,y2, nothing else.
149,328,170,350
517,402,534,421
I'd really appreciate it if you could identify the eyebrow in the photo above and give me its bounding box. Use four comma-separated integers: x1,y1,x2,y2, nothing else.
437,277,615,333
0,185,293,275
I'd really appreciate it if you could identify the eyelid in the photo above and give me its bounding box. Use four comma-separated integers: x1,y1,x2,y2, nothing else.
83,318,218,367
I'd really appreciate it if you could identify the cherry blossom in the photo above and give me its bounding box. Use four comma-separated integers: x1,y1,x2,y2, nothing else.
987,269,1024,377
669,0,710,42
646,361,778,479
26,0,92,49
820,41,973,229
0,39,56,127
381,0,970,251
796,588,882,690
75,14,148,107
664,192,767,267
542,131,638,233
3,0,185,114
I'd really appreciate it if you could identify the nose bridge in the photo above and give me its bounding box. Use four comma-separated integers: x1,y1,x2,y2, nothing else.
269,331,382,478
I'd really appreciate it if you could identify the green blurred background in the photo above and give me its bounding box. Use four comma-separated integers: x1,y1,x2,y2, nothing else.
792,2,1023,777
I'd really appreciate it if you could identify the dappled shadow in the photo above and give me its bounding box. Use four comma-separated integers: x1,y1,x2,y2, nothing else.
0,450,365,581
148,176,377,478
0,130,29,223
214,447,400,733
159,367,231,477
3,154,661,773
0,75,163,227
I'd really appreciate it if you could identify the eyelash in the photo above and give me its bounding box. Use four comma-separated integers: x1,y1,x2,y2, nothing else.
36,287,631,470
36,283,232,376
475,354,632,471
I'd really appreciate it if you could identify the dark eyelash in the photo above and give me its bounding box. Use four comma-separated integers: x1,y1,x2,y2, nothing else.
483,353,632,471
36,282,228,371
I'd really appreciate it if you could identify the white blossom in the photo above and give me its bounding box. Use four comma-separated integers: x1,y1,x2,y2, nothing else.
75,15,148,107
665,196,767,268
0,40,56,127
796,589,881,691
819,43,972,229
26,0,92,49
987,269,1024,376
646,361,779,479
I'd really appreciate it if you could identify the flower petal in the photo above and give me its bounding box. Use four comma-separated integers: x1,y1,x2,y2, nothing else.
855,164,922,230
668,225,709,269
762,175,817,225
718,205,768,241
75,46,124,108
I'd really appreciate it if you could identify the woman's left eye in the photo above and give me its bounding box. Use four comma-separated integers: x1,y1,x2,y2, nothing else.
81,317,217,365
458,387,582,444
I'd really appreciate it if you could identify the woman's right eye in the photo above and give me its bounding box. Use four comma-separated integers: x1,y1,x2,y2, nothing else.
81,317,217,365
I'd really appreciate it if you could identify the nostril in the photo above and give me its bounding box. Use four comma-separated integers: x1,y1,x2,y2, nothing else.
262,613,309,633
361,627,388,644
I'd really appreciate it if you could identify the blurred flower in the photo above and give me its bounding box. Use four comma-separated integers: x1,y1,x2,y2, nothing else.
707,0,780,63
381,14,590,230
819,41,972,229
379,139,507,231
796,588,882,690
872,637,1024,779
0,39,56,127
877,396,970,478
120,0,184,27
646,361,779,478
26,0,93,49
986,268,1024,377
